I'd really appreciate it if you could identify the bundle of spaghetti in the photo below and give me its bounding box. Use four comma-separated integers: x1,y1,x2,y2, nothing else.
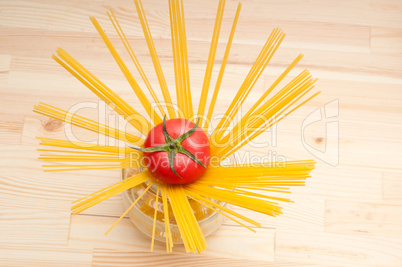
210,187,293,203
107,8,167,119
38,137,141,154
37,133,144,171
204,3,242,130
167,184,206,253
43,165,129,172
213,28,286,140
53,48,151,135
212,71,318,159
34,103,143,145
134,0,176,119
197,0,225,125
201,178,309,187
198,161,314,188
90,16,162,126
40,155,129,163
169,0,193,120
39,152,141,171
196,178,306,200
33,0,324,254
185,183,283,217
38,149,119,155
71,171,152,215
203,160,315,176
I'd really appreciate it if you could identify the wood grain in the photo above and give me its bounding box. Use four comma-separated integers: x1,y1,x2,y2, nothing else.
0,207,70,245
371,27,402,54
0,113,24,145
68,214,275,261
0,244,92,267
92,249,318,267
275,229,402,267
0,54,11,83
383,172,402,200
325,200,402,237
0,0,402,266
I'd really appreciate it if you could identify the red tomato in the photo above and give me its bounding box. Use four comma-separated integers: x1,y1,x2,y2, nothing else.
142,118,210,184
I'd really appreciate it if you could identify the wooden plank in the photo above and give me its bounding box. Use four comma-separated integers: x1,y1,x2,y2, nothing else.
277,164,381,201
241,123,401,171
0,169,125,216
269,48,402,81
0,54,11,83
0,244,92,267
21,116,111,147
4,54,401,133
0,0,375,42
4,31,400,81
262,77,402,139
233,140,384,199
0,19,308,63
325,200,402,237
371,27,402,54
0,113,24,145
5,57,402,131
0,23,398,83
383,172,402,200
69,214,275,261
0,144,126,216
0,207,70,245
275,229,402,267
6,58,267,115
6,60,402,143
304,79,402,114
0,0,107,33
92,249,319,267
1,0,396,29
185,19,370,53
230,198,325,231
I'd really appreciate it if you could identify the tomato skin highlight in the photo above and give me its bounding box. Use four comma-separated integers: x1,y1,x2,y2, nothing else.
143,118,210,184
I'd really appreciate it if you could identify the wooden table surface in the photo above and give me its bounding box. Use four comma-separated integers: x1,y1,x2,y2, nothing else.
1,0,402,266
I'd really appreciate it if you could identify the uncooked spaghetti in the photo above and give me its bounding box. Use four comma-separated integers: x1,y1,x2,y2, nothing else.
35,0,319,253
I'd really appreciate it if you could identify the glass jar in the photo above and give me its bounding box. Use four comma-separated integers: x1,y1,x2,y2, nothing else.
121,168,225,244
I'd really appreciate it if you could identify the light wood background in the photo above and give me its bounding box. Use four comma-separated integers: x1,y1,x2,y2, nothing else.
1,0,402,266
